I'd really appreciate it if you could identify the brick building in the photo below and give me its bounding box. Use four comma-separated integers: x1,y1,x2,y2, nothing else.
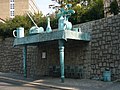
0,0,39,20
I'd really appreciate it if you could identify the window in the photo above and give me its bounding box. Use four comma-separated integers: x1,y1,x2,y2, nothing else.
10,3,14,9
10,0,14,2
13,3,14,9
10,0,15,18
10,11,14,17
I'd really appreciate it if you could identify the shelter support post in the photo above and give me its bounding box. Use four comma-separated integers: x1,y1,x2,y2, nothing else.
23,45,27,78
59,40,65,83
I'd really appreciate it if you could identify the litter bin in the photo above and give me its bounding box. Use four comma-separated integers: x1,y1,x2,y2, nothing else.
103,68,111,81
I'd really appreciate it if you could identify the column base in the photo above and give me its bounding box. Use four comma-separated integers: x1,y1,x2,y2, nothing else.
61,76,65,83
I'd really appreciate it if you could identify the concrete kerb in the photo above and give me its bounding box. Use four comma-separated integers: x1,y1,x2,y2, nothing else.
1,72,117,90
0,76,76,90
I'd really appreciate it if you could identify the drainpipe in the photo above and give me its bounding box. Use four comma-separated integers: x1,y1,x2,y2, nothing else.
23,45,27,78
59,40,65,83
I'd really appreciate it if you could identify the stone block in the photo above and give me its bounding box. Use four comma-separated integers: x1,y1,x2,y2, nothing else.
99,63,102,67
103,62,106,67
118,65,120,69
110,63,114,68
97,69,101,75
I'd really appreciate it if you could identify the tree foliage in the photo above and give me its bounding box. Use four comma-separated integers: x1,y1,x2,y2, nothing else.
0,11,58,38
81,0,104,22
110,0,119,15
0,0,106,39
0,13,38,38
52,0,104,24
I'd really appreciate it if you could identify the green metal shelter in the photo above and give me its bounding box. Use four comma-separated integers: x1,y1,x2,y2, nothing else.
14,30,90,82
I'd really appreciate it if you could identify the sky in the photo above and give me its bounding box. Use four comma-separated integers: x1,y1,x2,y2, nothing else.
35,0,54,15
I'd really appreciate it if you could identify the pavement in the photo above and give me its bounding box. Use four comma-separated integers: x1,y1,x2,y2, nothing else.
0,72,120,90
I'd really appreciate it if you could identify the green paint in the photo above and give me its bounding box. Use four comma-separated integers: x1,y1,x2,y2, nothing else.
57,4,75,30
46,15,52,32
59,40,65,83
14,30,90,46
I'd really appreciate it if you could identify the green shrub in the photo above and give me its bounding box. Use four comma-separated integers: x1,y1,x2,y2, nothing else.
110,0,119,15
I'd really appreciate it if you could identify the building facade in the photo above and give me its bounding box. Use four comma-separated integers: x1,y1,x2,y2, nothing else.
0,0,39,20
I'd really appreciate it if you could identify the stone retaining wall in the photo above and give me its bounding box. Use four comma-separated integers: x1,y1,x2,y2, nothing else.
0,38,23,74
0,14,120,80
91,15,120,80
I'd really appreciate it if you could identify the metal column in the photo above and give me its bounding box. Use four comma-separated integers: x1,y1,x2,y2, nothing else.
23,45,27,78
59,40,65,83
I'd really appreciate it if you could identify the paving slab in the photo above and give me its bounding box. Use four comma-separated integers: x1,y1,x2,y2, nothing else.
0,72,120,90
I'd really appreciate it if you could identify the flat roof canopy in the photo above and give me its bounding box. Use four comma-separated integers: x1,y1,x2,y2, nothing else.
14,30,90,46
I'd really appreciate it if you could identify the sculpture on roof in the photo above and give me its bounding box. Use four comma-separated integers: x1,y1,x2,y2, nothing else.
58,4,75,30
46,14,52,32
